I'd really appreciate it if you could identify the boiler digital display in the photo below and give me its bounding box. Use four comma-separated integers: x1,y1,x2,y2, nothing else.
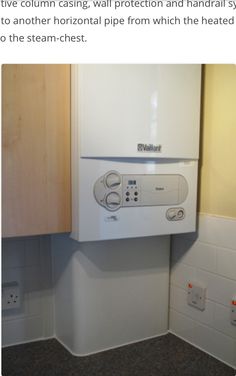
128,180,136,185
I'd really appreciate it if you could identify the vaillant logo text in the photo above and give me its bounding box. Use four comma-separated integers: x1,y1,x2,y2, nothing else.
137,144,162,152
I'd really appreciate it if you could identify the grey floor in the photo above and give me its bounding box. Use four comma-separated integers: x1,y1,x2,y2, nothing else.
2,333,235,376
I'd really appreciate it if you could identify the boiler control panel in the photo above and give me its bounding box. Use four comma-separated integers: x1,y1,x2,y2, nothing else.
94,171,188,215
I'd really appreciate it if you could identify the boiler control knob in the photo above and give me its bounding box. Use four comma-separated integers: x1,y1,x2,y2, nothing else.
105,192,121,210
166,208,185,221
177,209,185,219
105,172,121,189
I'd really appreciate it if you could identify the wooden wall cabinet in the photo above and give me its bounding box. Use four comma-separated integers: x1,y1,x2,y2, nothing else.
2,65,71,237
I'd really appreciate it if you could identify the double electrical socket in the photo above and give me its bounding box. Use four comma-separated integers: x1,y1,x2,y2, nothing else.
2,281,21,310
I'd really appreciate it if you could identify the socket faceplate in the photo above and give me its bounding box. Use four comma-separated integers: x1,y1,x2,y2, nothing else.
187,282,206,311
2,281,21,310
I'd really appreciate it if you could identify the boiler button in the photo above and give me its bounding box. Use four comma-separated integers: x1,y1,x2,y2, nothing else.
134,192,138,196
105,172,121,189
126,192,130,196
177,209,185,219
166,209,177,221
126,197,130,202
166,208,185,221
105,192,121,210
134,198,138,202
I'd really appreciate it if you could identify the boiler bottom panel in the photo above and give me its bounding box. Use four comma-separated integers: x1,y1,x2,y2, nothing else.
53,234,170,355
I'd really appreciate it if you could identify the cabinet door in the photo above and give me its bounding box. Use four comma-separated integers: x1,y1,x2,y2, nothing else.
2,65,71,237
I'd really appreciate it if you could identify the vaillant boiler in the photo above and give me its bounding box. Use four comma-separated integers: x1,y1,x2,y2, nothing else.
71,65,201,242
53,65,201,356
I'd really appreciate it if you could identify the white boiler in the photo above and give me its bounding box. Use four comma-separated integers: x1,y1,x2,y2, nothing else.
71,65,201,242
53,65,201,356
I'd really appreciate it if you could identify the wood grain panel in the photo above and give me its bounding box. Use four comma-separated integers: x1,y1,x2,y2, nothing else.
2,65,71,237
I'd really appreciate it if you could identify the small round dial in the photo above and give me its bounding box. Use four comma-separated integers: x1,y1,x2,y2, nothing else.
105,192,121,210
105,172,121,189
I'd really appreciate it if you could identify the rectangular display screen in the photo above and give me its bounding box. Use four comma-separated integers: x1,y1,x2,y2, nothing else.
128,180,136,185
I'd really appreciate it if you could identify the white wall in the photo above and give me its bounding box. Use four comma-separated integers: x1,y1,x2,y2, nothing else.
52,234,170,355
2,236,54,346
170,214,236,368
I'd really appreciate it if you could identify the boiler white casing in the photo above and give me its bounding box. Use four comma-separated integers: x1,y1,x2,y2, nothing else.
71,65,201,242
53,65,201,357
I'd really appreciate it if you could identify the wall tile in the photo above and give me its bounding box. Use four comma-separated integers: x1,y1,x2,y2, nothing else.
196,269,236,307
213,303,236,339
24,237,41,267
216,247,236,280
170,309,236,368
172,237,217,273
194,322,236,368
2,316,43,347
171,214,236,368
2,239,26,269
169,308,196,344
2,266,41,293
234,341,236,366
198,214,236,251
27,291,43,316
171,262,197,289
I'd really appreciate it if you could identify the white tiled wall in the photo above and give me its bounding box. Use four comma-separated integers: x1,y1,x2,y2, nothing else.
2,236,54,346
170,214,236,368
